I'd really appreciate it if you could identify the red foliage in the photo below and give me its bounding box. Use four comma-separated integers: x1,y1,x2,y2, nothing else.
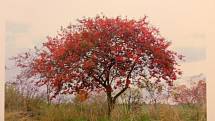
13,15,183,99
172,79,206,104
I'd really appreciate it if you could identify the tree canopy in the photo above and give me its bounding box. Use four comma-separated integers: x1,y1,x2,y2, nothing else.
13,15,183,104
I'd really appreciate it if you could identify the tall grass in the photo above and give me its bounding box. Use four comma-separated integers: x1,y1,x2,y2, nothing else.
5,85,206,121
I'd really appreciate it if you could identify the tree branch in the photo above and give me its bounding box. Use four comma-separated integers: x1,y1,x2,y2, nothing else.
92,74,106,87
113,62,136,101
106,59,115,85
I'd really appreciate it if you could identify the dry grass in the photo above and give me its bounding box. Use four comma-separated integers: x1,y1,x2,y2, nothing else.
5,85,206,121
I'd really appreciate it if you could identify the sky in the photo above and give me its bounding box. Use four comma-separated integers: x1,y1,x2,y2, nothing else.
4,0,209,82
1,0,215,119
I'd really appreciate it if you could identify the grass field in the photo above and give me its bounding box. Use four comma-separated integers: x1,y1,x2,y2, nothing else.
5,85,206,121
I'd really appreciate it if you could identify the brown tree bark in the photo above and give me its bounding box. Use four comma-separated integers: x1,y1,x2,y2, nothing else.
107,92,115,119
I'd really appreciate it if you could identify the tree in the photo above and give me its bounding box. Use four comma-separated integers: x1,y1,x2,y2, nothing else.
172,79,206,105
12,15,183,117
142,79,164,107
120,88,142,111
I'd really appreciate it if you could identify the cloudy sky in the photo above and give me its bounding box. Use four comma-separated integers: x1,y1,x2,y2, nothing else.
4,0,209,81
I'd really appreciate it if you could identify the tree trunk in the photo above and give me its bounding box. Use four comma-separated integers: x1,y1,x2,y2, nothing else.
46,82,51,104
107,92,115,119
